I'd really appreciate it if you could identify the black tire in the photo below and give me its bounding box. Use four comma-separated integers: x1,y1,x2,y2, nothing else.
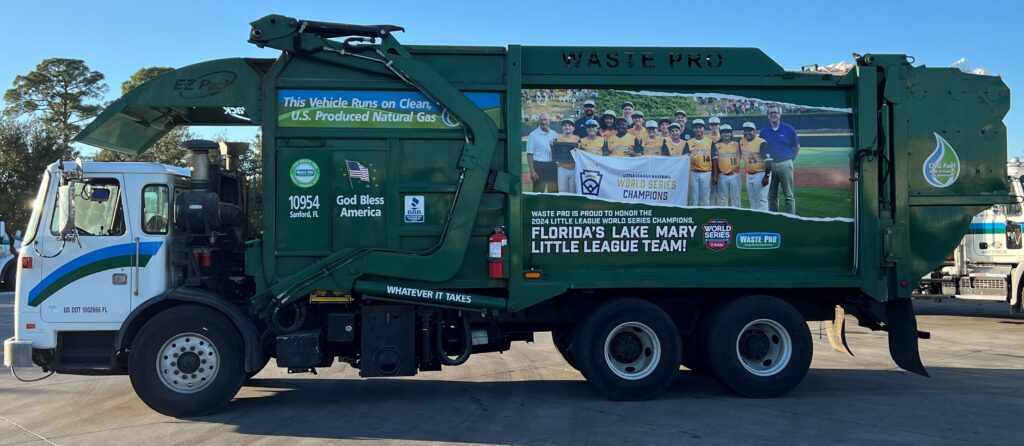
573,299,681,401
129,305,246,417
551,329,578,370
704,295,812,398
1,261,15,292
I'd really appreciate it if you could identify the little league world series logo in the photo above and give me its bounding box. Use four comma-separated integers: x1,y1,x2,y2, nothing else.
703,218,733,251
580,170,603,196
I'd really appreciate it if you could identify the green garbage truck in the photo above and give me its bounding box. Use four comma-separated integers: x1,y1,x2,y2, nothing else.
4,14,1010,416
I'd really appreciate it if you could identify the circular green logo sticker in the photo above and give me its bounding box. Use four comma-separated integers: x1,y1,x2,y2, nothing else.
289,159,320,188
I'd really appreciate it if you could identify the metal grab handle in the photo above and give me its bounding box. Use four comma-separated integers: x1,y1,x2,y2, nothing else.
134,237,140,296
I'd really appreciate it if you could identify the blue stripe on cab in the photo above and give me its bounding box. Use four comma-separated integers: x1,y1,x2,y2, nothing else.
28,241,162,302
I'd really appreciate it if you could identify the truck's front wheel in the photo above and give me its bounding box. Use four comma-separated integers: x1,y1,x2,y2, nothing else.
129,305,245,417
574,299,681,400
705,295,812,398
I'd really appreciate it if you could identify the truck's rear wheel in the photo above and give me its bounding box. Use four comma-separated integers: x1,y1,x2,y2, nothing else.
574,299,681,400
551,329,578,370
705,295,811,398
129,305,245,417
1,262,15,291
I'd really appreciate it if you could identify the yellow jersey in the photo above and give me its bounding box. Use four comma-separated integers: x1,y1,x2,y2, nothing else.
641,136,667,156
601,128,617,140
687,137,714,172
665,138,687,156
628,126,649,141
606,134,639,157
716,140,741,175
580,136,606,155
740,137,766,174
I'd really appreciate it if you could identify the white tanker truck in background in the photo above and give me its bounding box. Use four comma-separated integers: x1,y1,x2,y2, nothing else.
917,159,1024,314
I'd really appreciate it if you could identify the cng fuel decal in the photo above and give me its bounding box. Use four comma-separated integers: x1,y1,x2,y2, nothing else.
703,219,732,251
289,159,320,188
923,133,961,188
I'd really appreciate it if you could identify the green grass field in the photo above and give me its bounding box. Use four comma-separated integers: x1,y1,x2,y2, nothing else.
795,147,852,168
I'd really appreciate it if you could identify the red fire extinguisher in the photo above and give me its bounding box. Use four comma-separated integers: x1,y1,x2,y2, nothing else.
488,226,507,279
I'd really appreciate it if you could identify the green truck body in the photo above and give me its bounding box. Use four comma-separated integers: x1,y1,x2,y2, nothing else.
7,14,1009,416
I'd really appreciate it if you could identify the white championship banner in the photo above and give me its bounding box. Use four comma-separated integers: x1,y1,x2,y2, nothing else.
572,151,691,206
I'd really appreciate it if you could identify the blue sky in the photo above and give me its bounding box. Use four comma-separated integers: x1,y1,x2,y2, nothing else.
3,0,1021,155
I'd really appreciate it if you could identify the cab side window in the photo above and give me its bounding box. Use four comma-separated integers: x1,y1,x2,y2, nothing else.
49,179,125,236
142,185,169,234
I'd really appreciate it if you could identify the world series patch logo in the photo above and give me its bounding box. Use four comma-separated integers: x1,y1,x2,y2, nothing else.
580,170,603,196
703,218,733,251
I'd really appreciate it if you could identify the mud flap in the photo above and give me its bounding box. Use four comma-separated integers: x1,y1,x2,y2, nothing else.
825,305,853,356
886,299,929,377
1010,262,1024,314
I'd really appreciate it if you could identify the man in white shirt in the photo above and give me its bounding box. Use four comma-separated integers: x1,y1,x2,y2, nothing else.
526,112,560,192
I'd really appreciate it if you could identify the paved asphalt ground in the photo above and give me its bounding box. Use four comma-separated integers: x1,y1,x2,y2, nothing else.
1,291,1022,445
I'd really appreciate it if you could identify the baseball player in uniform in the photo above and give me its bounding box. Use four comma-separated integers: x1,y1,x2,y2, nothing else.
740,121,770,210
580,119,606,155
641,120,668,156
553,118,581,193
600,110,617,139
665,123,688,156
628,111,648,140
713,124,742,207
607,118,642,157
708,116,722,205
686,119,716,206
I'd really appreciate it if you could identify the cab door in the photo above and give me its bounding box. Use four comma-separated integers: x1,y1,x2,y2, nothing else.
34,175,134,323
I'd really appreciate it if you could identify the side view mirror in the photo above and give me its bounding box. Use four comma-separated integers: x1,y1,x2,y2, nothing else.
56,184,77,241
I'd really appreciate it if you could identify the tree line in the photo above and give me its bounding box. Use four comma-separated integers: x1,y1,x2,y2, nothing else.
0,59,263,251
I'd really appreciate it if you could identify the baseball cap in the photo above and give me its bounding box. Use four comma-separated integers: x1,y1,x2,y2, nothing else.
692,119,706,127
602,110,616,117
585,119,599,127
742,121,756,130
720,124,733,131
708,116,721,125
668,123,681,129
658,118,672,125
561,119,575,126
674,110,687,116
644,120,658,129
583,100,596,106
622,101,634,108
633,111,645,118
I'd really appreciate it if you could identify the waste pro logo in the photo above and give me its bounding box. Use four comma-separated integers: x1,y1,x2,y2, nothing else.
923,132,961,188
289,159,320,188
736,232,780,250
703,219,733,251
580,170,604,196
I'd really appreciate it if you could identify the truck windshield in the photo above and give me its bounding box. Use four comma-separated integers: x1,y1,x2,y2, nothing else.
20,171,51,244
1010,178,1023,216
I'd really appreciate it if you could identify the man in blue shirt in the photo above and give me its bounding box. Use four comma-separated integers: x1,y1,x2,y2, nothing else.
759,104,800,214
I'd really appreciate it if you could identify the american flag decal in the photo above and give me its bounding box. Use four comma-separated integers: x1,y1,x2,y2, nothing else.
346,160,371,182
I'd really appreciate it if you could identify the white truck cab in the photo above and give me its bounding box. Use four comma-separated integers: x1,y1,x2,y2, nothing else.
5,161,189,370
919,159,1024,313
